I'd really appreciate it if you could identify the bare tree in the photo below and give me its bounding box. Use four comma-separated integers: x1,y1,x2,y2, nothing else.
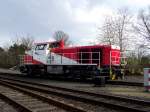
98,8,132,53
53,30,72,46
14,34,34,49
0,34,34,68
115,8,132,52
98,16,116,45
137,45,147,63
133,7,150,60
134,7,150,42
0,47,4,52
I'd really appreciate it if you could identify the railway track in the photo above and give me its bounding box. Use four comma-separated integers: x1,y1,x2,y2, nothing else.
0,80,87,112
0,85,65,112
0,76,149,112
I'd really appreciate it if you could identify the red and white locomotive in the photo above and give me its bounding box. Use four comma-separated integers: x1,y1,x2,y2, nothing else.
19,39,122,80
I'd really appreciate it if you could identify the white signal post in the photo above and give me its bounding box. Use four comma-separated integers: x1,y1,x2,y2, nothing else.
144,68,150,92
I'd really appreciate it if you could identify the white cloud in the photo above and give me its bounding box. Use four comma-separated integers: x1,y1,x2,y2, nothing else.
0,0,150,47
0,35,11,47
77,38,98,46
125,0,150,7
74,5,114,24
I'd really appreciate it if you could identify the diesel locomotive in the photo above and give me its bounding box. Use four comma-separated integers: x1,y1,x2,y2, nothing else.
19,39,124,80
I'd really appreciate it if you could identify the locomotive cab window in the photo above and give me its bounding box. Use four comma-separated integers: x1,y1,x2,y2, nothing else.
35,44,47,50
49,42,60,48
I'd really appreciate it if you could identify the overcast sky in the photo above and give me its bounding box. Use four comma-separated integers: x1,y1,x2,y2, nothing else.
0,0,150,47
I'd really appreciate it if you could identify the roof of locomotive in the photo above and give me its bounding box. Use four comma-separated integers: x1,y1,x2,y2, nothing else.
65,44,110,49
34,41,58,45
52,44,120,51
33,41,120,50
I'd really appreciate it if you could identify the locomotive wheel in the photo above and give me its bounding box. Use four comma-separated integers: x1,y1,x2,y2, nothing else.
80,75,87,80
19,65,27,73
27,67,33,76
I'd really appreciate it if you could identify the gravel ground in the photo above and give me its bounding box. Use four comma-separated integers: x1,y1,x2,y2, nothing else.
0,99,18,112
0,68,21,74
37,80,150,101
34,88,120,112
118,75,144,83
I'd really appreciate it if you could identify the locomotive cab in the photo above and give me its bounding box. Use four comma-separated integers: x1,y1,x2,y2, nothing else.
27,40,64,65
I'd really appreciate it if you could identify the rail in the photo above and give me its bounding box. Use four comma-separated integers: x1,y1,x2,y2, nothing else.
0,79,86,112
